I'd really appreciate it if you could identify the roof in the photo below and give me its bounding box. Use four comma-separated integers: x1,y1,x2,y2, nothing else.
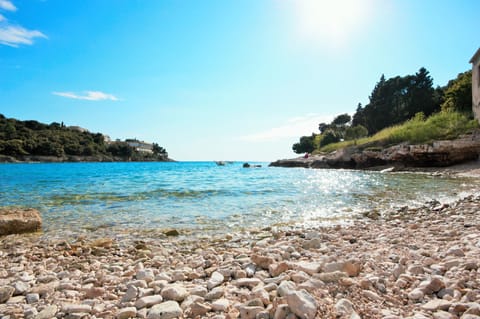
470,48,480,64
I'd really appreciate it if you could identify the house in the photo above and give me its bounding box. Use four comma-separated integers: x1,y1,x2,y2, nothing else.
470,48,480,122
125,139,153,153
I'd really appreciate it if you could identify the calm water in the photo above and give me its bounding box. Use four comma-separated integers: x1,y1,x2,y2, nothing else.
1,162,479,236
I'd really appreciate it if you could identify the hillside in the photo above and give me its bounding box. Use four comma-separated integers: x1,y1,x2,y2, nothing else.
0,114,172,162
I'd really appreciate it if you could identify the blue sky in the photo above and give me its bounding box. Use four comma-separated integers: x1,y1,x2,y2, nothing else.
0,0,478,161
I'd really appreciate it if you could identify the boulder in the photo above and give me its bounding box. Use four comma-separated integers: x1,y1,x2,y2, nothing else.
0,208,42,236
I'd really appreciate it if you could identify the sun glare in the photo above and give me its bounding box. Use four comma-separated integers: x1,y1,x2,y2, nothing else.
287,0,375,49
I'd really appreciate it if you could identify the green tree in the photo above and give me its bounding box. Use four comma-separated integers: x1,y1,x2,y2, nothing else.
292,135,315,154
319,130,341,147
345,125,368,141
441,70,472,115
332,113,351,126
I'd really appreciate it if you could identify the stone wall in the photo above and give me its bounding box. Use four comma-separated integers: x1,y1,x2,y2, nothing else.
471,48,480,122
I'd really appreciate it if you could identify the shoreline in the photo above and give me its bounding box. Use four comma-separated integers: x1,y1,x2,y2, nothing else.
1,195,480,318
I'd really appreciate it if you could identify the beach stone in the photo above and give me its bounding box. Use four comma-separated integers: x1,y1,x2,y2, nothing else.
122,285,139,302
188,302,211,317
277,281,296,297
421,299,451,311
295,262,322,275
207,271,224,290
147,300,182,319
24,307,38,318
323,261,361,277
26,293,39,304
205,287,224,300
164,229,179,236
286,289,317,319
137,269,155,283
136,295,164,309
35,305,58,319
235,278,261,289
161,285,188,302
0,208,42,235
239,305,264,319
433,310,456,319
190,286,208,297
274,304,292,319
314,271,346,283
211,298,230,312
117,307,137,319
408,288,424,301
0,286,14,303
251,254,275,270
335,298,360,318
419,277,446,294
13,280,29,295
62,304,92,314
269,262,289,277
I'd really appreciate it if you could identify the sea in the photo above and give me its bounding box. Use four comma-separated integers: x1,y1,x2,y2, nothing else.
1,162,479,237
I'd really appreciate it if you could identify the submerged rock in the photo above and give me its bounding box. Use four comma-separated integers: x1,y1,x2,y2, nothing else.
0,208,42,236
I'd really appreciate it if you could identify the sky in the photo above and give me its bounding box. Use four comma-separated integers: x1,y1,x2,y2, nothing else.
0,0,479,161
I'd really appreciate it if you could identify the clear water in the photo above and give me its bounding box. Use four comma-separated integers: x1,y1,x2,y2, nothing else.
1,162,479,236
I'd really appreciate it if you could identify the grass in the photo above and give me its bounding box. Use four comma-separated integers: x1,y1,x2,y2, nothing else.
316,111,478,153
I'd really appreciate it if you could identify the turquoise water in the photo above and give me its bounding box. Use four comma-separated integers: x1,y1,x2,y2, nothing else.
1,162,479,235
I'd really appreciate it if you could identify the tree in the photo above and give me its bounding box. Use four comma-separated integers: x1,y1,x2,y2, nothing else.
292,135,315,154
441,70,472,115
332,113,351,126
345,125,368,142
319,130,341,147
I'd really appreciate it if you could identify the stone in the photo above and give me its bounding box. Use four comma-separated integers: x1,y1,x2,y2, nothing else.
408,288,424,301
314,271,346,283
251,254,275,270
13,280,29,295
323,261,361,277
26,293,40,304
62,304,92,314
235,278,261,289
294,262,322,275
0,286,15,303
432,310,456,319
419,277,446,294
0,208,42,235
164,229,180,236
136,295,164,309
205,287,224,300
421,299,451,312
117,307,137,319
239,306,264,319
161,285,188,302
286,289,317,319
122,285,139,302
274,304,291,319
335,299,357,317
137,269,155,283
35,305,58,319
147,301,183,319
208,271,225,290
277,281,296,297
211,298,230,312
269,262,289,277
188,302,211,317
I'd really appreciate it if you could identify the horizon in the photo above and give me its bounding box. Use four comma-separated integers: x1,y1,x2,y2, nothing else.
1,0,479,161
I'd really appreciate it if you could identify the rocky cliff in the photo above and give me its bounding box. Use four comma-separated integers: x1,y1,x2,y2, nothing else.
270,133,480,170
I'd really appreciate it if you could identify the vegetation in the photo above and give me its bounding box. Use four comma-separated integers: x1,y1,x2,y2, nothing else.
0,114,169,161
292,67,476,155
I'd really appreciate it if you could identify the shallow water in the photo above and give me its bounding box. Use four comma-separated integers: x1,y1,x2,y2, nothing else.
1,162,479,235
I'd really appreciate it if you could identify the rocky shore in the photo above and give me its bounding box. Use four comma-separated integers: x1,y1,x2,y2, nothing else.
1,195,480,319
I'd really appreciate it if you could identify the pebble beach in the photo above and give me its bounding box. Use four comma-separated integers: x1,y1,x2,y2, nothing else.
1,192,480,319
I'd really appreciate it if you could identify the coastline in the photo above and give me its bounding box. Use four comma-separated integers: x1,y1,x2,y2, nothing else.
1,194,480,318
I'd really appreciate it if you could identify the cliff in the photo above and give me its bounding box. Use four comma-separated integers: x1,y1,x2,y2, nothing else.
270,133,480,170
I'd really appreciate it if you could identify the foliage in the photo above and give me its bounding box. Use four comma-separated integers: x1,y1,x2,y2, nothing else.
319,111,478,153
441,70,473,114
332,113,351,126
319,130,341,147
292,135,315,154
345,125,368,141
0,115,169,161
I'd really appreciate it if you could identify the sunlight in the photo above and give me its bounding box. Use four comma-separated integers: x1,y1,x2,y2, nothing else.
285,0,376,49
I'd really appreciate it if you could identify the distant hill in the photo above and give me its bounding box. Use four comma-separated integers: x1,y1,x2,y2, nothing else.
0,114,172,162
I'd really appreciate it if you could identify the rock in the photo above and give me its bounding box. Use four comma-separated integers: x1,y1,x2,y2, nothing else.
323,261,361,277
419,277,446,294
421,299,451,312
363,290,382,301
122,285,139,302
161,285,188,302
62,304,92,314
314,271,346,283
277,281,296,297
294,262,322,275
207,271,225,290
35,305,58,319
239,306,264,319
117,307,137,319
205,287,224,300
13,280,29,295
335,299,360,318
164,229,179,236
408,288,425,301
269,262,289,277
274,304,292,319
286,289,318,319
0,286,14,303
235,278,261,289
26,293,39,304
433,310,456,319
136,295,164,309
147,301,183,319
251,254,275,270
211,299,230,312
188,302,211,317
0,208,42,236
137,269,155,283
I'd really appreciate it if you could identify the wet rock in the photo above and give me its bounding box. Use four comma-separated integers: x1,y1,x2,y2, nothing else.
0,208,42,235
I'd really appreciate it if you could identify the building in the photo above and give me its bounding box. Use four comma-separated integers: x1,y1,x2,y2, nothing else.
470,48,480,122
125,139,153,153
